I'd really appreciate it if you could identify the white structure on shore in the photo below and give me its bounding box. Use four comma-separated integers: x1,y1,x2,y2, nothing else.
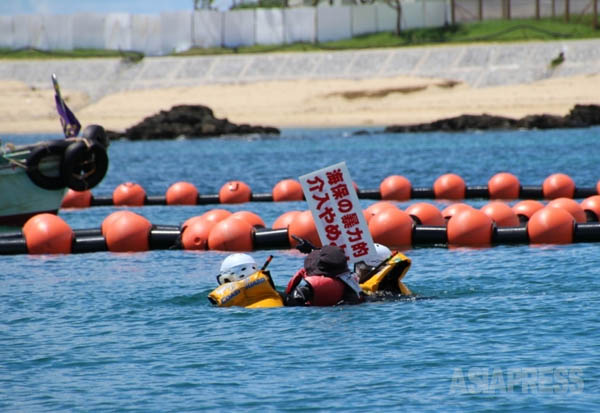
0,2,446,55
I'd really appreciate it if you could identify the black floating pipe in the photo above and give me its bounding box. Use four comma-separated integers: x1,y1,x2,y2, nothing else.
74,228,102,237
574,222,600,243
72,235,108,254
253,228,290,250
90,196,113,206
493,226,529,244
0,231,23,239
465,186,489,198
574,187,598,198
412,226,447,245
197,194,220,204
358,189,381,200
146,195,167,206
252,193,274,202
520,186,544,199
0,238,28,255
411,187,436,199
149,227,182,250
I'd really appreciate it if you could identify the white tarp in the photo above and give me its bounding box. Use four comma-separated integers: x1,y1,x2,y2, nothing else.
299,161,377,265
160,11,192,54
256,9,284,45
42,14,73,51
375,3,397,32
352,5,377,37
317,6,351,43
424,0,447,27
105,13,132,51
283,7,315,44
12,15,33,49
26,15,51,50
131,14,161,56
192,10,222,48
223,10,254,48
0,16,14,49
73,13,106,50
402,1,424,30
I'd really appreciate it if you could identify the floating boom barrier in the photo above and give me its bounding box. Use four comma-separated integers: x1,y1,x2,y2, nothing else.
3,199,600,255
61,173,600,208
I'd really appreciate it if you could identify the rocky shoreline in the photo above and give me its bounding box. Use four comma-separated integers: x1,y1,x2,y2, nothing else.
105,105,280,140
384,104,600,133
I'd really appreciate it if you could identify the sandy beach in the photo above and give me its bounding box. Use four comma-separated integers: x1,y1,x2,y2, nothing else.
1,72,600,134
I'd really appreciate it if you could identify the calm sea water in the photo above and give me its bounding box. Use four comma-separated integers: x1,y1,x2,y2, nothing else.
1,128,599,412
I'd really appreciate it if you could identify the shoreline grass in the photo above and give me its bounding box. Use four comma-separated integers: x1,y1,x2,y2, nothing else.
0,17,598,60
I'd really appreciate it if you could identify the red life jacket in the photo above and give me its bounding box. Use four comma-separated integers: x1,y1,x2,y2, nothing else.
285,268,345,306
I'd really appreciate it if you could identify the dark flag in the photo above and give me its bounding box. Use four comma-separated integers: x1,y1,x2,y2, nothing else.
52,74,81,138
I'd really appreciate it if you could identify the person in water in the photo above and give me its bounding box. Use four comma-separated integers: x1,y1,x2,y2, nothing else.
216,252,259,286
353,243,392,283
284,245,364,306
213,243,396,307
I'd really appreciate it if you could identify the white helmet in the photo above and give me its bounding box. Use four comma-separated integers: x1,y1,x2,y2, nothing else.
364,243,392,267
217,253,258,285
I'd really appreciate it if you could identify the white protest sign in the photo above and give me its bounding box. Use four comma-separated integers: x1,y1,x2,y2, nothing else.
299,161,377,265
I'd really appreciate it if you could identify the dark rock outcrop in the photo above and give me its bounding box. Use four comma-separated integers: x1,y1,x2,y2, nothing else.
105,104,280,140
384,104,600,133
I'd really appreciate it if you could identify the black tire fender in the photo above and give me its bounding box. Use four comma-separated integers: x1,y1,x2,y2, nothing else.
81,124,109,149
61,140,109,191
25,140,70,190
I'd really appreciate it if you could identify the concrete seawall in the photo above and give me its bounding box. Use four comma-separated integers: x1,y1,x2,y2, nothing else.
1,39,599,101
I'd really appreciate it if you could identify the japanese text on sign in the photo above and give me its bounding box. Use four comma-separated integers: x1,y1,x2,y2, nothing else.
299,162,377,265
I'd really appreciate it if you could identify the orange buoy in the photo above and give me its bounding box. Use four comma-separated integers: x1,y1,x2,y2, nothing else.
113,182,146,206
581,195,600,221
547,197,586,223
447,208,493,246
433,173,466,200
512,200,545,222
272,179,303,202
368,207,413,248
181,216,215,250
597,180,600,195
208,216,254,251
201,209,232,223
364,201,397,223
405,202,445,226
166,181,198,205
542,173,575,199
219,181,251,204
441,203,473,220
488,172,520,199
230,210,265,228
480,201,520,227
61,189,92,208
272,210,301,229
22,213,73,254
287,210,322,248
527,207,574,244
380,175,411,201
103,211,152,252
101,210,137,236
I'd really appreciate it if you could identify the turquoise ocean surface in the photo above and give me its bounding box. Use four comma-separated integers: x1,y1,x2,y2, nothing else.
1,128,599,412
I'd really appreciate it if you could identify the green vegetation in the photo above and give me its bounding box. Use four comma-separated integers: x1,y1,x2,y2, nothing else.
0,17,598,60
0,48,144,60
178,18,600,55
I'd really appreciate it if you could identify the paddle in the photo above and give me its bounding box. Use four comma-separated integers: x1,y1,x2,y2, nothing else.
52,73,81,138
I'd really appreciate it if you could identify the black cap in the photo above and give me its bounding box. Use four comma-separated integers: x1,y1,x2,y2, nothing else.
304,245,349,277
